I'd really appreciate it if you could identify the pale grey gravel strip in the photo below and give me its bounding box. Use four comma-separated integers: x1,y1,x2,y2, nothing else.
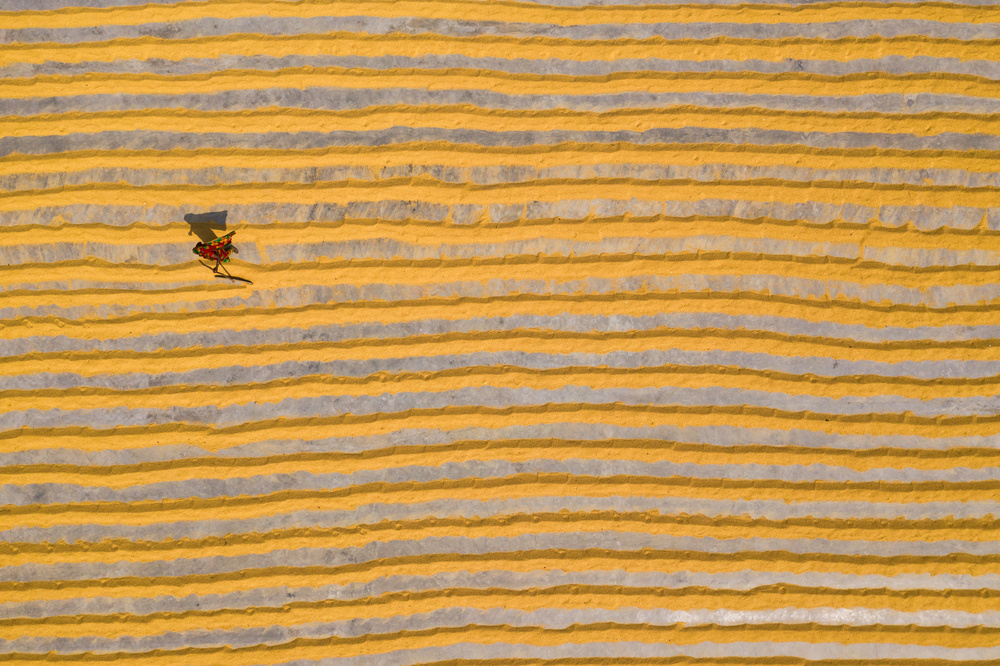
7,161,1000,191
0,241,259,265
5,87,993,117
4,17,1000,45
3,274,999,321
5,199,995,233
263,641,1000,665
8,0,995,8
2,226,996,271
7,568,1000,621
0,0,163,6
1,278,213,293
2,312,997,357
6,0,995,7
5,383,1000,432
4,605,1000,654
6,127,1000,158
9,349,1000,392
517,0,1000,3
217,423,1000,455
2,496,996,545
865,245,1000,267
263,235,998,266
4,532,1000,584
5,54,1000,81
3,455,997,506
4,421,998,468
4,200,995,236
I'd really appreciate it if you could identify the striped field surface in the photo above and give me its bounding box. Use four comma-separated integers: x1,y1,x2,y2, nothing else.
3,0,1000,664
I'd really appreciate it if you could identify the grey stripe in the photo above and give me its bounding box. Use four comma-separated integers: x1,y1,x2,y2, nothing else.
4,274,999,322
3,200,995,237
864,245,1000,267
214,422,1000,454
7,161,1000,193
3,496,996,545
6,127,1000,158
5,0,994,8
7,567,1000,621
6,531,1000,584
525,0,1000,3
516,0,1000,3
5,54,1000,82
259,641,1000,665
0,278,213,293
0,278,221,292
0,0,173,6
5,606,1000,654
4,454,997,506
0,232,920,268
5,17,1000,46
6,383,1000,432
5,86,995,118
11,349,1000,393
5,0,994,9
4,312,998,358
263,235,1000,266
4,420,998,469
0,240,260,265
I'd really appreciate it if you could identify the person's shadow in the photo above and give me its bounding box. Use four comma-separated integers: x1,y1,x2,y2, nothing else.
184,211,228,242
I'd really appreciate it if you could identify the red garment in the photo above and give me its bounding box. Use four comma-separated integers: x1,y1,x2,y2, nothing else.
193,231,236,263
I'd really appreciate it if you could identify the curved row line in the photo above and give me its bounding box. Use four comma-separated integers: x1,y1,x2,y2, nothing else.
6,451,1000,506
5,432,1000,478
7,218,996,265
9,173,998,199
10,249,1000,290
4,69,999,104
6,603,1000,654
12,292,1000,355
8,159,1000,192
6,141,1000,171
5,494,998,545
6,15,1000,46
6,510,1000,570
4,198,993,236
11,404,1000,460
14,352,1000,392
7,159,998,191
12,296,1000,355
9,528,1000,585
4,421,996,469
7,275,1000,325
9,570,1000,622
5,236,1000,271
7,311,1000,357
8,127,1000,160
4,0,996,30
7,54,1000,84
12,367,1000,423
5,29,998,58
11,0,996,9
15,103,1000,133
2,473,995,532
4,546,994,600
7,379,1000,429
5,618,1000,660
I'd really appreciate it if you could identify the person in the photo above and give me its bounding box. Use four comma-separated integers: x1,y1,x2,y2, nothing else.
192,230,238,274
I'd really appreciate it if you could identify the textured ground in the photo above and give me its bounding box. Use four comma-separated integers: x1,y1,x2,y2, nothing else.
2,0,1000,664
